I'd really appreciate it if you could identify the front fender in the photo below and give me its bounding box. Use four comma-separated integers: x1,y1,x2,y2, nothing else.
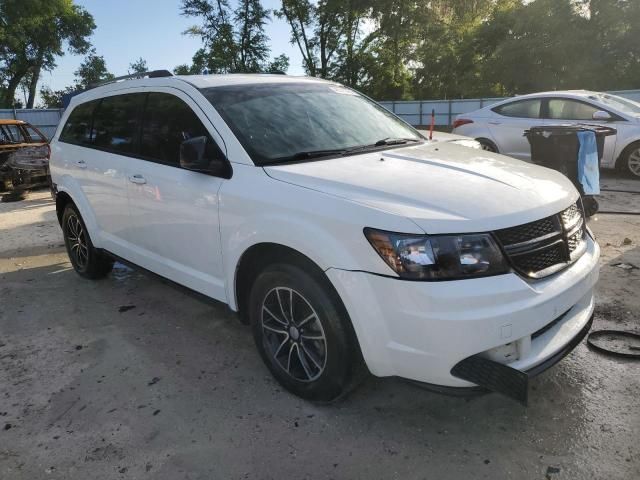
219,164,420,310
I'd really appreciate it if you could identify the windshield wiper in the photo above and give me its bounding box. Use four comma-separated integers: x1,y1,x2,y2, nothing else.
272,138,422,164
283,149,348,161
345,137,421,153
375,137,422,146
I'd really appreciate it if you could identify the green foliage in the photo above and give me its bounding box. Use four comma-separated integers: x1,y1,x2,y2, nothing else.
128,57,148,75
0,0,95,108
275,0,640,100
73,50,115,89
180,0,289,74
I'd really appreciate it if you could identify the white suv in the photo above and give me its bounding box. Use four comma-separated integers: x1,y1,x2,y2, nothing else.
50,73,599,403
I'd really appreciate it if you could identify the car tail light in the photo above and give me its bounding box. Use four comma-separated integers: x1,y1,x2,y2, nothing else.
452,118,473,129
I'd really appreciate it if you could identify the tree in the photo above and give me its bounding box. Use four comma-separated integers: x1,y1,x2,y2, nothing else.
266,54,290,73
234,0,270,72
128,57,148,75
38,85,74,108
0,0,94,108
277,0,357,78
74,50,115,89
180,0,288,74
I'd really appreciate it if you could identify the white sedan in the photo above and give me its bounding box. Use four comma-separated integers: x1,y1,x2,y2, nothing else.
452,90,640,178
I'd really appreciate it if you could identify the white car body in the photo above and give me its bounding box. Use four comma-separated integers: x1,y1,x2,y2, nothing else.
49,74,599,399
452,90,640,176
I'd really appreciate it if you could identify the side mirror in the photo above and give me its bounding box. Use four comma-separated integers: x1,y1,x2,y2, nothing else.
180,136,209,171
592,110,612,121
179,136,231,177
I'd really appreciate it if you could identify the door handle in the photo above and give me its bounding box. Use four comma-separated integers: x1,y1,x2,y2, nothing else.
129,174,147,185
488,121,501,125
76,160,87,169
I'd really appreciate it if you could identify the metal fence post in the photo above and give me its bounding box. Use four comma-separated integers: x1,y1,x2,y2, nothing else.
448,100,452,127
419,101,423,126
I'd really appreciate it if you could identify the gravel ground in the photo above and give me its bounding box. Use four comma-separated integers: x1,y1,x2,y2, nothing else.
1,174,639,480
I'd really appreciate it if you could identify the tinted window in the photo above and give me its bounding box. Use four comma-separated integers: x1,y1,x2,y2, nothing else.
59,101,97,145
92,94,144,154
493,99,541,119
140,93,218,165
547,99,599,120
200,83,421,165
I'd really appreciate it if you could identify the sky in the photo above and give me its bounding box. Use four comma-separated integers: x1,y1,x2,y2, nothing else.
36,0,305,97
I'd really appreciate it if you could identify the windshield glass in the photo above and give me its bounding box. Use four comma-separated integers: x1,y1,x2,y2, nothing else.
590,93,640,115
200,82,422,165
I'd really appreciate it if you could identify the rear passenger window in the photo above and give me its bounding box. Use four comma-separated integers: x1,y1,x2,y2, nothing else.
92,94,144,154
59,101,97,145
140,93,215,165
493,99,541,119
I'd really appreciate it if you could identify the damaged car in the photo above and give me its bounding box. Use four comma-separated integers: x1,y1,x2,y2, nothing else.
0,119,50,196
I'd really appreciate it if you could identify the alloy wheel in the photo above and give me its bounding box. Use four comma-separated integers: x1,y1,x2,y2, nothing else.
66,214,89,269
261,287,327,382
628,148,640,177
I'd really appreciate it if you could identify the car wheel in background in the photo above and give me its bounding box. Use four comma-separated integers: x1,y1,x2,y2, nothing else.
621,142,640,178
62,204,113,279
477,138,498,153
249,263,366,402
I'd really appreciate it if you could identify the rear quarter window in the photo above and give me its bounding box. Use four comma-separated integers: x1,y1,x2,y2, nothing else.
59,100,99,145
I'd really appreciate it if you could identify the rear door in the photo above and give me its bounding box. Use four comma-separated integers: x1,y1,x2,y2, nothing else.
79,93,145,255
542,97,618,167
487,98,544,160
125,89,227,301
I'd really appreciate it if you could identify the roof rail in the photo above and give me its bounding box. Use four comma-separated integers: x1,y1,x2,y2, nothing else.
89,69,173,89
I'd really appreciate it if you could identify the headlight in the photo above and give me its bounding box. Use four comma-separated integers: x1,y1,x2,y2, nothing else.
364,228,510,280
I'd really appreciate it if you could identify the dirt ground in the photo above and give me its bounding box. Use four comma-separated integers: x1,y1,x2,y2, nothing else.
1,173,639,480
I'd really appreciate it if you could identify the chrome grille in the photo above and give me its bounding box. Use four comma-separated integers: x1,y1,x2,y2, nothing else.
495,201,587,279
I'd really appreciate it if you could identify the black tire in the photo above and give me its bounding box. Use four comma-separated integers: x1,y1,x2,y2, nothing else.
477,138,498,153
248,263,366,402
619,142,640,179
61,204,113,279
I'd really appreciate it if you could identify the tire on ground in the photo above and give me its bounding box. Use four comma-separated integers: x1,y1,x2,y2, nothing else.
248,262,366,402
61,203,113,279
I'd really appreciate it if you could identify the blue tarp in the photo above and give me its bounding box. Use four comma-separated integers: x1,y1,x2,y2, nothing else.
577,130,600,195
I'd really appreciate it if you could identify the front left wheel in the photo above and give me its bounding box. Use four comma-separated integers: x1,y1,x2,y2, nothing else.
61,204,113,279
248,263,365,402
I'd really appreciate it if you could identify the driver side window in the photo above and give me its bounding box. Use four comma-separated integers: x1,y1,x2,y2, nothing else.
140,93,223,166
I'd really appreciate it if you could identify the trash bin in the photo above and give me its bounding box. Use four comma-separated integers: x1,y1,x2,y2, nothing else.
524,124,616,216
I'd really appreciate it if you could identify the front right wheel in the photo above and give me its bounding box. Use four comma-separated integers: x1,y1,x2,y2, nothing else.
248,263,365,401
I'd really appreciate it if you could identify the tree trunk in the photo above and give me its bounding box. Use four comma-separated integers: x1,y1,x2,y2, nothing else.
2,74,24,108
26,64,41,109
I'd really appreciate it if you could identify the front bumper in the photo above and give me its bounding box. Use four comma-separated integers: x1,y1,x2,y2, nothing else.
326,235,599,389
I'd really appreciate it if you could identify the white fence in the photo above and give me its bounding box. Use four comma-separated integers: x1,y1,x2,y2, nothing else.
379,89,640,127
4,88,640,137
0,108,63,140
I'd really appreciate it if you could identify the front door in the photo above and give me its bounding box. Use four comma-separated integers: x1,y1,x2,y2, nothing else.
543,97,618,167
126,90,227,301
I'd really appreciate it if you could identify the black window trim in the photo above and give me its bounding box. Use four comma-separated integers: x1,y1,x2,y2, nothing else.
58,91,233,179
540,97,625,122
491,98,543,119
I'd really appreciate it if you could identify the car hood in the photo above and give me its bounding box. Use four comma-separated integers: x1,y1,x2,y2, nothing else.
264,142,579,234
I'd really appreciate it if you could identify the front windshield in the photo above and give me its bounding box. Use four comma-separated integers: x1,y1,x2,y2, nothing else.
200,82,422,165
590,93,640,115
